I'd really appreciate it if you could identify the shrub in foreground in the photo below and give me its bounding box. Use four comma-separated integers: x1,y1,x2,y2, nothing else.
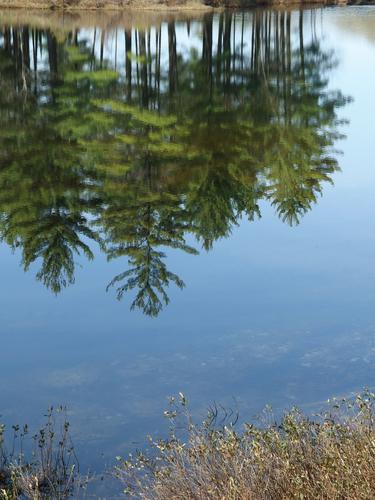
115,391,375,499
0,407,85,499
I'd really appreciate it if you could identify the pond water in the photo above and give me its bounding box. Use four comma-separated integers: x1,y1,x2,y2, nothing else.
0,4,375,477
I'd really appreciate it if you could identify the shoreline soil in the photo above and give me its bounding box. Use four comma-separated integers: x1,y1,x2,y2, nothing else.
0,0,355,12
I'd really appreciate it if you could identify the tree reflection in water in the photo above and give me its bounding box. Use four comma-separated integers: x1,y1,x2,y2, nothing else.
0,10,350,316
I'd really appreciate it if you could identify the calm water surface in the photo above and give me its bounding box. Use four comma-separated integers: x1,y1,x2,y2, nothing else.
0,5,375,474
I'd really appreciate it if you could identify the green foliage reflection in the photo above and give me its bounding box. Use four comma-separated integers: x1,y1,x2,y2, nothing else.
0,11,350,315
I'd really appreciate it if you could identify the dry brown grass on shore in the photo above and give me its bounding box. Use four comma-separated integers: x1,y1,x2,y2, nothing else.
0,0,342,11
0,0,213,12
115,391,375,499
0,408,87,500
0,8,209,33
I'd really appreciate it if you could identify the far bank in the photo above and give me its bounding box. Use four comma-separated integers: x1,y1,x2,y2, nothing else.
0,0,366,12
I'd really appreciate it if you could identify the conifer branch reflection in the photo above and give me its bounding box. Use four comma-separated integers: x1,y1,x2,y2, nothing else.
0,11,350,315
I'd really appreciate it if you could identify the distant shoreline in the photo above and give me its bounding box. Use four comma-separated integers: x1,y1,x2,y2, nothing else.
0,0,355,13
0,0,212,11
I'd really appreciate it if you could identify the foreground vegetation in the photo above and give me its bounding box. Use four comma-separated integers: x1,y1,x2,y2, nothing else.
1,392,375,498
116,391,375,499
0,408,85,499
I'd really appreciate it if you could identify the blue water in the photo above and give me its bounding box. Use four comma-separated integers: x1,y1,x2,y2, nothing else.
0,5,375,473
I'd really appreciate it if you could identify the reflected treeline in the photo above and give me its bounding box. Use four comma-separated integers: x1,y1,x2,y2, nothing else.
0,10,349,316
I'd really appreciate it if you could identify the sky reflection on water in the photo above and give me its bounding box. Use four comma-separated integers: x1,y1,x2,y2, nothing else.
0,5,375,472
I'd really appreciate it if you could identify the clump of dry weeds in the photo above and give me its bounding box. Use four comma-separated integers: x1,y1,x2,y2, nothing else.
115,391,375,499
0,407,87,499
